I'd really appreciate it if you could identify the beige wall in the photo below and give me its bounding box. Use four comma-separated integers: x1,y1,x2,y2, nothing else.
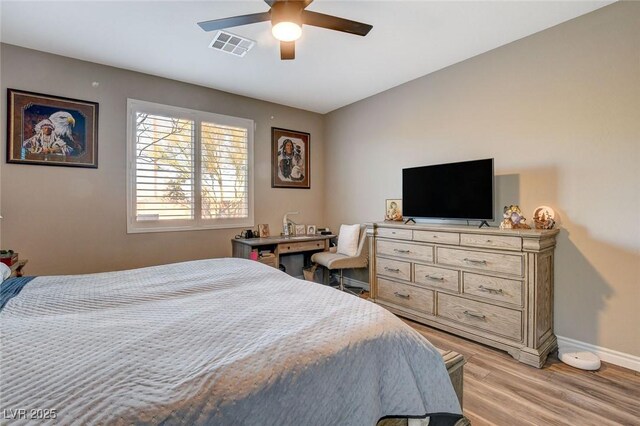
0,44,325,275
324,2,640,356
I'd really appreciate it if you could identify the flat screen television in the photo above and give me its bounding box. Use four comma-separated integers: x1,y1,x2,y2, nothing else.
402,158,494,222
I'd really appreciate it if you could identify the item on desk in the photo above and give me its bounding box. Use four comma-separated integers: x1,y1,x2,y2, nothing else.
240,229,254,239
0,250,18,267
318,227,332,235
295,224,306,235
307,225,317,235
258,224,270,238
282,211,299,236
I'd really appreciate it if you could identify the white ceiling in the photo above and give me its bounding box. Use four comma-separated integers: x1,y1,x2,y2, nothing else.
0,1,613,113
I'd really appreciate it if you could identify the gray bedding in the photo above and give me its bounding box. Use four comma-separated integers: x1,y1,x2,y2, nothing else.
0,258,460,425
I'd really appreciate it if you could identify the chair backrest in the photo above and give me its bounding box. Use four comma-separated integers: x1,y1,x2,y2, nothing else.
352,225,369,266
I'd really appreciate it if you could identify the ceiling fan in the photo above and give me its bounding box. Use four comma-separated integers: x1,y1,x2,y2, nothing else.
197,0,373,60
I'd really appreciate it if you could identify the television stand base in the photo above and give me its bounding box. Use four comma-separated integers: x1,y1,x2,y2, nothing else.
478,220,490,228
404,218,416,224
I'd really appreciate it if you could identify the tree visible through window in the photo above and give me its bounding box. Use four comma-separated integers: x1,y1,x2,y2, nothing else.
201,122,249,219
127,100,253,233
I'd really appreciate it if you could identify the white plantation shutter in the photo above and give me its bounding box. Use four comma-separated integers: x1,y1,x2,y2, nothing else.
127,99,254,233
200,122,249,220
135,113,195,221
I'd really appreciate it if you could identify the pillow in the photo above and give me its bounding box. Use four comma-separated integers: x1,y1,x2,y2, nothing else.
337,224,361,257
0,263,11,282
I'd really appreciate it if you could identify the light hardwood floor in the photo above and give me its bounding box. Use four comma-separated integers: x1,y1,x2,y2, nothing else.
404,319,640,426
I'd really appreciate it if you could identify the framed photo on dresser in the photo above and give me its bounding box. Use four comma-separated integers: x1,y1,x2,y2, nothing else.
385,199,403,221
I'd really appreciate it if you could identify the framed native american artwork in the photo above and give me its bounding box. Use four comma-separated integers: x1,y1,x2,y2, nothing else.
7,89,99,168
271,127,310,189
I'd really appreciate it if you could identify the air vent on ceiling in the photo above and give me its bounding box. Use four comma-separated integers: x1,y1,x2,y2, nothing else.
209,31,255,57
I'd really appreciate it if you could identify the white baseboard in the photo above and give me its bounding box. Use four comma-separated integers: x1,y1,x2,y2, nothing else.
557,335,640,372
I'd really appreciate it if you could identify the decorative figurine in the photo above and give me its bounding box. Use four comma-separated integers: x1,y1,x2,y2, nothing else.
533,206,556,230
500,205,531,230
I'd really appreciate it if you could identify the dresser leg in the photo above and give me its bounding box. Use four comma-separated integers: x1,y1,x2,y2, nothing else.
508,335,558,368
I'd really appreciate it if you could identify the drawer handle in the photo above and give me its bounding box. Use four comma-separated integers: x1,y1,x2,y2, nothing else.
479,285,503,294
394,292,410,299
464,258,487,265
384,267,401,273
393,249,411,254
425,274,444,281
464,310,486,319
486,239,492,243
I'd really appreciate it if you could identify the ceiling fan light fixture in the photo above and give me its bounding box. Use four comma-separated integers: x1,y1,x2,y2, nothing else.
272,21,302,42
196,0,373,60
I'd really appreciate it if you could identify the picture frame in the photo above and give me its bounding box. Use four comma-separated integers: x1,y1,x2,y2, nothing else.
307,225,317,235
7,88,99,168
295,224,306,236
385,199,403,221
258,224,270,238
271,127,310,189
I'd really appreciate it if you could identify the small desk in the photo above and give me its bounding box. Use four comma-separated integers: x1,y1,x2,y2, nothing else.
232,235,335,270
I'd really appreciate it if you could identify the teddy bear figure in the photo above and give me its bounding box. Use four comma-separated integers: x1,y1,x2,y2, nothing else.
500,205,531,230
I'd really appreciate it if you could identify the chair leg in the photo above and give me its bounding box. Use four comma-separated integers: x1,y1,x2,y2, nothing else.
338,269,362,296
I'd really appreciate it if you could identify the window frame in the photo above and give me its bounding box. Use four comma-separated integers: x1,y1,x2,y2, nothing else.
126,99,254,234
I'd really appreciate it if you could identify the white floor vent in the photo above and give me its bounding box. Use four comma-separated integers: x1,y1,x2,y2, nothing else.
209,31,255,57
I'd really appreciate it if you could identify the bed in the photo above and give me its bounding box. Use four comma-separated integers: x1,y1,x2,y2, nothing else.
0,258,462,425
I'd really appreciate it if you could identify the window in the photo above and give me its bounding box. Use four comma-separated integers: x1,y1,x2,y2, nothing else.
127,99,254,233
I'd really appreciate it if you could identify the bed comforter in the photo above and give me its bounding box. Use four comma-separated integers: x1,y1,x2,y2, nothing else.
0,258,460,425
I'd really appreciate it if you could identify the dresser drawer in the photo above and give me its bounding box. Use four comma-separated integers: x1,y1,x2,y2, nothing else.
414,264,459,293
461,233,522,251
413,230,460,245
279,240,326,254
377,240,433,263
376,257,411,281
377,227,412,240
437,247,523,277
377,278,434,315
463,273,523,306
438,293,522,341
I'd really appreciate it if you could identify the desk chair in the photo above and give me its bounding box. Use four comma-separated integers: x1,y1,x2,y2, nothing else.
310,225,369,295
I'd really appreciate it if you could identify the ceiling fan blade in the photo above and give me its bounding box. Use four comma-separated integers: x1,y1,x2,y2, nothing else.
280,41,295,60
197,12,271,32
302,11,372,36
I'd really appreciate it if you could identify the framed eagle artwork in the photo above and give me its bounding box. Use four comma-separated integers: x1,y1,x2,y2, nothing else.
7,89,99,168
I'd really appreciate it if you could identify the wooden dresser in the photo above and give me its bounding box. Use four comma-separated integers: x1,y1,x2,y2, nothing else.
368,222,559,368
